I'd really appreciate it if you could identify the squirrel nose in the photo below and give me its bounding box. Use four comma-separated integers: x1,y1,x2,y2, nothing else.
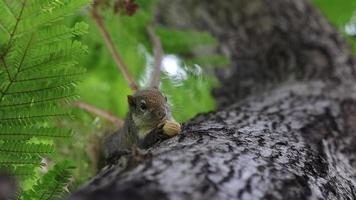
158,111,166,119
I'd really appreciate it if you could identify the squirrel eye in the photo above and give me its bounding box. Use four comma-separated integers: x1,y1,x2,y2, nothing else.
139,101,147,111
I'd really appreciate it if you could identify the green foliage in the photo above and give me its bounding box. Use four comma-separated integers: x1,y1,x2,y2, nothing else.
312,0,356,27
0,0,87,196
75,1,225,121
54,0,227,186
21,160,75,200
312,0,356,51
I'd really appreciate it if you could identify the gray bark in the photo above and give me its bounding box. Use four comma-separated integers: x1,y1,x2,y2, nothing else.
68,0,356,199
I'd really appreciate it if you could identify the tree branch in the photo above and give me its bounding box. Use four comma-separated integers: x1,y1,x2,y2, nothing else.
147,26,164,88
73,101,124,127
91,4,139,92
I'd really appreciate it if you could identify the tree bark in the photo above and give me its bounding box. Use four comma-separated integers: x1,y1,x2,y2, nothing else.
68,0,356,199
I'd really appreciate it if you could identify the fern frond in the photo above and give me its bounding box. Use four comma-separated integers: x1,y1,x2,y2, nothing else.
4,165,36,178
0,142,54,155
35,22,88,46
0,113,70,128
21,160,75,200
0,94,78,109
13,0,88,36
0,0,17,37
0,127,72,140
0,153,42,166
0,0,25,44
0,0,88,192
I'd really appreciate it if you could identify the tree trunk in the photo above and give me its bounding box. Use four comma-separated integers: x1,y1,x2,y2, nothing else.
68,0,356,199
156,0,356,106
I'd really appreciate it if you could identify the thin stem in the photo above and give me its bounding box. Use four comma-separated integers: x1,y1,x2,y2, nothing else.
91,5,138,92
147,26,164,88
73,101,124,127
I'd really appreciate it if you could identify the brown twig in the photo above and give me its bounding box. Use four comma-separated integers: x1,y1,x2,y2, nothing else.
147,26,164,88
73,101,124,127
91,4,139,92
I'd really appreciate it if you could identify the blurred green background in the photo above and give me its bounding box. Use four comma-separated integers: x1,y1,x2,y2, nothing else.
54,0,228,188
313,0,356,51
53,0,356,190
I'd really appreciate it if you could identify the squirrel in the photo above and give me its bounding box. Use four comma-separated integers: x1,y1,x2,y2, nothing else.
101,88,181,163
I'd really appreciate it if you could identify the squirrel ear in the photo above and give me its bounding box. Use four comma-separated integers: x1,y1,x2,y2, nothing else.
127,95,135,107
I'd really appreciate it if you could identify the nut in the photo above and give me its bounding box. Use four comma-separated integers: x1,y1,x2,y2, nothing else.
162,121,181,137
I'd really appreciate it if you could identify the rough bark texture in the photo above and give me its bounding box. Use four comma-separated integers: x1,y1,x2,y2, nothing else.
68,0,356,199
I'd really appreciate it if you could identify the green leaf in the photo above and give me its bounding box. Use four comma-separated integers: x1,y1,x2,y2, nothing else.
21,160,76,200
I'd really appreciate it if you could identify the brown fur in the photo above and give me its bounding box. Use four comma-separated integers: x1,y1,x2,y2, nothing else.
103,88,173,161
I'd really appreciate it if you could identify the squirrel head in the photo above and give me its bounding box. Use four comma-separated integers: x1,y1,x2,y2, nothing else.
127,88,172,130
